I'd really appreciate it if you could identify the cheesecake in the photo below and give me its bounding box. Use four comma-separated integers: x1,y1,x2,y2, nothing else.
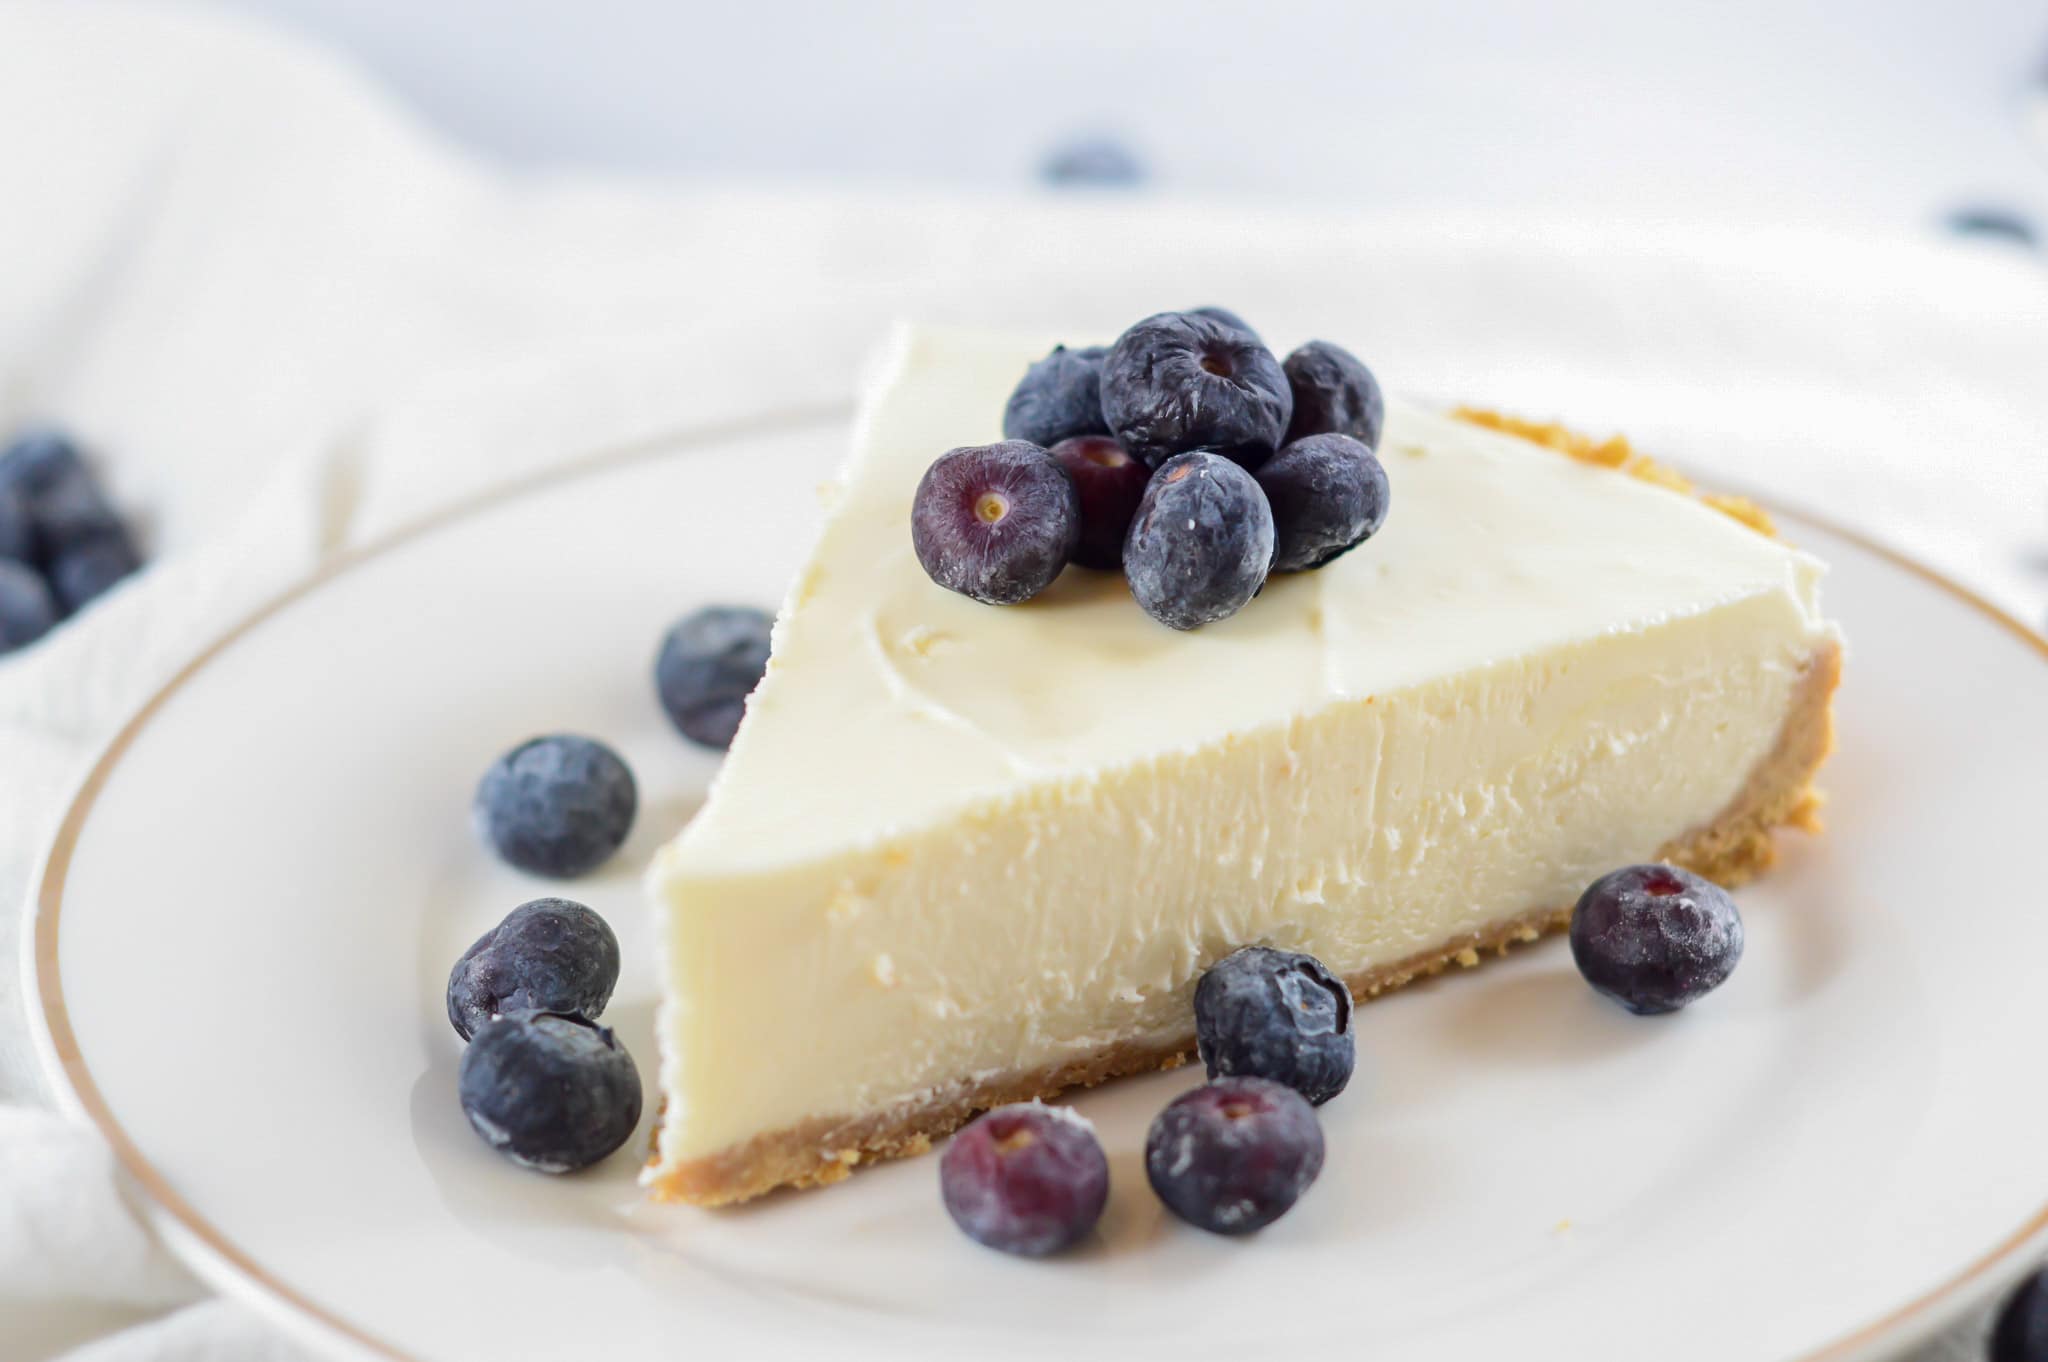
643,325,1841,1205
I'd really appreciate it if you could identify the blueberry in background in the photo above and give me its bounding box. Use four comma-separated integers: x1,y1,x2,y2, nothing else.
1195,946,1355,1105
458,1013,642,1173
656,604,772,751
447,898,621,1041
1188,305,1259,342
1144,1077,1325,1235
474,735,638,878
911,441,1080,606
1122,451,1274,630
1257,433,1390,572
0,560,57,655
1282,340,1385,451
1048,434,1149,570
1003,345,1110,448
1570,864,1744,1015
0,430,125,562
1100,311,1293,469
0,484,31,564
1993,1267,2048,1362
940,1102,1109,1257
48,531,140,614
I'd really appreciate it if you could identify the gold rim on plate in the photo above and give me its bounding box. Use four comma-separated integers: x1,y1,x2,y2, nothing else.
27,414,2048,1362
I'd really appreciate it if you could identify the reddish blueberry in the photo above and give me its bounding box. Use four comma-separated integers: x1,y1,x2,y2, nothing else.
1282,341,1385,451
1049,435,1148,570
940,1103,1109,1257
1257,432,1391,572
1145,1077,1324,1235
1100,312,1293,469
1002,345,1110,448
911,441,1080,605
1196,946,1355,1105
1570,864,1744,1015
1123,451,1274,630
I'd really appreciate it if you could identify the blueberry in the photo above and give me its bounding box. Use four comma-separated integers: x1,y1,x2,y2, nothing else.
1145,1077,1324,1235
940,1102,1109,1256
1256,433,1391,573
1049,435,1149,570
458,1013,642,1173
0,484,30,563
1993,1267,2048,1362
1188,305,1259,342
1195,946,1354,1105
474,735,638,878
0,431,123,564
446,898,621,1041
1002,345,1110,448
1122,451,1274,630
48,530,140,614
1100,312,1292,469
655,605,772,750
0,560,57,655
1570,864,1744,1015
1282,341,1385,450
911,441,1080,606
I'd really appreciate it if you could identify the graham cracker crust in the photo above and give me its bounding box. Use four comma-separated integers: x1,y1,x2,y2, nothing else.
647,640,1842,1206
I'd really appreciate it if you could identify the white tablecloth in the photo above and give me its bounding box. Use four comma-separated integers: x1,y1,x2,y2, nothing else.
3,5,2044,1359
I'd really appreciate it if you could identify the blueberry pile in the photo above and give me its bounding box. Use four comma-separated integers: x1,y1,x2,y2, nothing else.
913,309,1389,630
942,944,1351,1254
447,899,641,1173
943,861,1749,1255
0,430,143,656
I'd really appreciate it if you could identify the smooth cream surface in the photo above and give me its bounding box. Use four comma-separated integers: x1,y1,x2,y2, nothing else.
648,324,1836,1173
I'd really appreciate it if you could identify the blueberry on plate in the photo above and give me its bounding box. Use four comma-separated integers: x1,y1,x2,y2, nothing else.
1100,312,1293,469
940,1102,1109,1257
1049,434,1149,570
48,530,140,614
1188,305,1259,342
0,560,57,655
474,735,638,878
446,898,621,1041
1993,1267,2048,1362
655,604,772,750
1570,864,1744,1015
1145,1077,1324,1235
911,441,1080,606
0,484,31,563
1123,451,1274,630
458,1013,642,1173
1282,340,1385,451
1257,433,1390,573
1003,345,1110,448
1196,945,1355,1105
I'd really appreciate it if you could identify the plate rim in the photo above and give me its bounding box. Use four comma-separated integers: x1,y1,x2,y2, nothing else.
22,410,2048,1362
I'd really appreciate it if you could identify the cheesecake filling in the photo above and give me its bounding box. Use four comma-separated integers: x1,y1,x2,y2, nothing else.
651,590,1821,1167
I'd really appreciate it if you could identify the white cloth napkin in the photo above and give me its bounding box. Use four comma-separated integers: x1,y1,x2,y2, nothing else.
1,4,2042,1359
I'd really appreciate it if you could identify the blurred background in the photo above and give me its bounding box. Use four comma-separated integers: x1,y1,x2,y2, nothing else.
194,0,2048,237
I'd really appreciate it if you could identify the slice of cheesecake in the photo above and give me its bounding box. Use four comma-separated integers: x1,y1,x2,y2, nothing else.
644,325,1841,1206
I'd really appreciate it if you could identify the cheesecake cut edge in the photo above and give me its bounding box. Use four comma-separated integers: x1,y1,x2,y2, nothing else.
645,638,1841,1207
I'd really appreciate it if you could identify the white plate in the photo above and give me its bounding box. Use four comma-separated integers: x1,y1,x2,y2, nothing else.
25,413,2048,1362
